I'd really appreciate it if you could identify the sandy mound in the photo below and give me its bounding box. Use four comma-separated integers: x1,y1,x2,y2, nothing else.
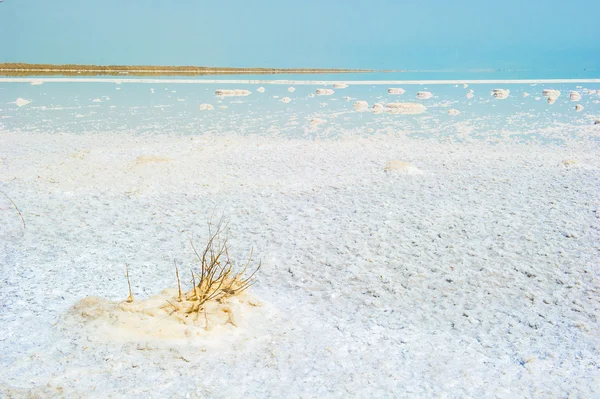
316,89,335,96
416,91,433,100
491,89,510,99
15,98,31,107
388,88,406,95
386,102,427,115
280,97,291,103
198,104,214,111
215,89,251,97
447,109,461,116
353,100,369,112
333,83,348,89
384,160,423,175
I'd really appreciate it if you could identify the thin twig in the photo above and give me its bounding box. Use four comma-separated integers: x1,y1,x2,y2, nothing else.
0,189,26,229
125,264,134,303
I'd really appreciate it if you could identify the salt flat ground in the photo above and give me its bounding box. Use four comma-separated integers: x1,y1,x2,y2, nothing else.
0,131,599,398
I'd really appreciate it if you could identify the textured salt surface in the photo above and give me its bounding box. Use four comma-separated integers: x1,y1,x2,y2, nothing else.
1,131,599,398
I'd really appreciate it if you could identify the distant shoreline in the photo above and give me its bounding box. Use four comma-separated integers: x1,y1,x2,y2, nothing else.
0,63,373,77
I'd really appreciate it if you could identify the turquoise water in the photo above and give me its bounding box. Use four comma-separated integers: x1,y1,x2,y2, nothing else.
1,76,599,143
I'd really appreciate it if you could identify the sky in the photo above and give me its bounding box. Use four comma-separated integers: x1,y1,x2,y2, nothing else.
1,0,599,71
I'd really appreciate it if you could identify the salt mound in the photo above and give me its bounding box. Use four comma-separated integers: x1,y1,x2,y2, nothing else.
280,97,291,103
288,87,295,92
92,98,102,103
386,102,427,115
384,160,423,175
333,83,348,89
65,287,263,343
310,118,327,127
199,104,214,111
463,83,468,88
466,93,474,99
570,92,581,101
595,119,600,125
308,93,315,97
215,89,251,97
30,80,44,86
491,89,510,99
575,104,584,112
353,100,369,112
15,98,31,107
542,89,561,98
416,91,433,99
547,97,557,105
388,88,406,95
447,109,461,116
372,103,385,114
316,89,335,96
257,87,265,93
597,90,600,96
523,92,530,98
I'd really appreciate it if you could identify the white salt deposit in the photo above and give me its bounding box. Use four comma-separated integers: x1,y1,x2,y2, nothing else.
92,98,102,103
353,100,369,112
463,83,468,88
523,92,530,98
14,98,31,107
30,80,44,86
257,87,265,93
316,88,335,96
372,103,385,114
570,92,581,101
385,102,427,114
447,109,461,116
543,89,561,98
309,118,326,127
215,89,251,97
466,93,474,99
388,88,406,95
575,104,584,112
280,97,291,103
416,91,433,99
198,103,214,111
333,83,348,89
547,97,557,105
491,89,510,99
288,87,295,92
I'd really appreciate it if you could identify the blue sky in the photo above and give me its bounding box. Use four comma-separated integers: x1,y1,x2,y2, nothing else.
1,0,599,70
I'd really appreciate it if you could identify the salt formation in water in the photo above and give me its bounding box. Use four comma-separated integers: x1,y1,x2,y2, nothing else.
466,93,474,99
596,90,600,96
463,83,468,88
288,87,295,92
353,100,369,112
372,103,385,114
308,93,315,97
543,89,561,98
386,102,427,114
575,104,584,112
198,104,214,111
257,87,265,93
523,92,530,98
570,92,581,101
333,83,349,89
30,80,43,86
281,97,291,103
388,88,406,95
416,91,433,99
491,89,510,99
215,89,251,97
92,98,102,103
15,98,31,107
316,89,335,96
384,160,423,175
447,109,461,116
547,97,557,105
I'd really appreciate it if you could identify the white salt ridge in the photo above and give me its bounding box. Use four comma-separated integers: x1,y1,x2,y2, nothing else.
386,102,427,114
198,104,214,111
280,97,291,103
491,89,510,99
15,98,31,107
447,109,461,116
333,83,348,89
570,92,581,101
353,100,369,112
316,88,335,96
388,88,406,95
416,91,433,99
215,89,251,97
